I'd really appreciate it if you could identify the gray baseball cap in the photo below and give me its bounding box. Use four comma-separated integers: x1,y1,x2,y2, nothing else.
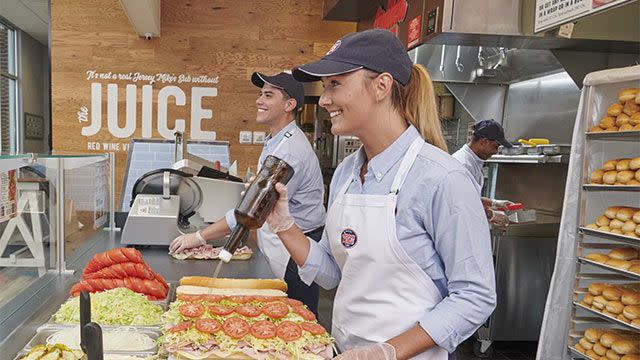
251,72,305,110
292,29,413,86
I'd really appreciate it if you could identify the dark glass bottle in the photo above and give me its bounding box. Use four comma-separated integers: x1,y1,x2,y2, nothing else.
219,155,294,262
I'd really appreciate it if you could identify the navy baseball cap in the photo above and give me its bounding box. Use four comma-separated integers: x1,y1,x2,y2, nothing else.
251,72,305,110
473,120,512,147
292,29,413,86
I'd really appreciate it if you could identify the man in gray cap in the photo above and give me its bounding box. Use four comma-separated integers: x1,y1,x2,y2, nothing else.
452,119,514,225
170,72,326,314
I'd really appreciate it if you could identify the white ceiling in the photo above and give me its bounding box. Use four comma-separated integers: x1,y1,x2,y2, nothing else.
0,0,49,45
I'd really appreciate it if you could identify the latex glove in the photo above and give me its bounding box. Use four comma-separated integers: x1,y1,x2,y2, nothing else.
334,343,396,360
489,210,510,227
169,231,205,254
491,199,514,210
266,182,295,233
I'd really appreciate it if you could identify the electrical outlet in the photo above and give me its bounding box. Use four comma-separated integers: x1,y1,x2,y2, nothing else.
253,131,266,144
239,131,252,144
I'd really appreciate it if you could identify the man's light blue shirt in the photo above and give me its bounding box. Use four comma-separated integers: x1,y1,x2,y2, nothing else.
226,121,326,232
298,126,496,353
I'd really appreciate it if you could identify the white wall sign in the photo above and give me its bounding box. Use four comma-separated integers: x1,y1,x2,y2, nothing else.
534,0,634,33
78,70,220,152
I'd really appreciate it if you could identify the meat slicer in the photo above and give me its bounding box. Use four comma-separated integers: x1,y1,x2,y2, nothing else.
121,134,245,246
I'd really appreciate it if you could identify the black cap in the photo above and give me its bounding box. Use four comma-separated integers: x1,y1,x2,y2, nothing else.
473,120,512,148
251,72,304,110
292,29,413,86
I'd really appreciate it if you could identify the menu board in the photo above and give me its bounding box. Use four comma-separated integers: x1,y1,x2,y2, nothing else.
534,0,635,32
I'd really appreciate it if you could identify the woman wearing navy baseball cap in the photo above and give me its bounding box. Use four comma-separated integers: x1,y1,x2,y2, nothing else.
266,29,496,360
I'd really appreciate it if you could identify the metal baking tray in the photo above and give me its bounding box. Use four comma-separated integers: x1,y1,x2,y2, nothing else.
22,325,160,354
567,345,590,360
586,130,640,142
539,144,571,155
14,349,153,360
526,146,544,155
583,184,640,192
577,257,640,280
499,145,526,155
573,302,639,331
579,227,640,246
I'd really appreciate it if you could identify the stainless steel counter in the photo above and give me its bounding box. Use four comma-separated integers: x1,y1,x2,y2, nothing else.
0,231,274,359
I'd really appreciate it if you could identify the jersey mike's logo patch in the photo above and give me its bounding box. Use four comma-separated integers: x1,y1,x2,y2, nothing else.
341,228,357,248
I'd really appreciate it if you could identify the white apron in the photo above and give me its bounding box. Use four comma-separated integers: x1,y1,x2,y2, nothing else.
256,130,295,279
327,137,448,360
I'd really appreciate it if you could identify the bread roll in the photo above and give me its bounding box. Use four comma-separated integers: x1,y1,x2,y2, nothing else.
606,300,625,314
585,293,595,305
619,89,638,102
610,219,625,229
590,125,606,133
630,157,640,171
630,264,640,274
601,116,617,128
622,291,640,306
600,226,612,232
633,211,640,224
594,343,608,356
623,305,639,320
617,113,631,127
620,124,635,131
609,247,639,260
631,319,640,328
607,349,622,360
179,276,289,292
636,170,640,182
604,286,624,301
623,100,639,116
617,208,635,221
616,159,632,171
601,332,623,348
586,223,600,229
624,232,639,238
604,171,619,184
606,258,631,269
593,295,609,309
621,355,640,360
581,337,595,349
622,221,636,233
592,169,605,184
598,215,613,226
609,103,623,116
587,252,611,263
576,343,587,353
617,170,635,183
606,207,622,219
611,229,624,235
585,328,605,342
634,124,640,130
630,112,640,126
612,339,640,354
618,313,632,323
628,179,640,185
605,126,620,132
590,283,608,295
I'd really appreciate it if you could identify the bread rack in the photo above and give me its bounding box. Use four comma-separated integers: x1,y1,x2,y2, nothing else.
536,66,640,360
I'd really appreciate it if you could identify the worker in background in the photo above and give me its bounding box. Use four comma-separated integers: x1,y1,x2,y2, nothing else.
452,119,515,226
169,72,326,315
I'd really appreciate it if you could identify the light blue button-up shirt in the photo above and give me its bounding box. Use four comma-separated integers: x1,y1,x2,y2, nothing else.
226,121,326,232
298,126,496,353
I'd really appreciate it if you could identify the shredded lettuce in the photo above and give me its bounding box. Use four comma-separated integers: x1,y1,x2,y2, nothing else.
53,288,163,326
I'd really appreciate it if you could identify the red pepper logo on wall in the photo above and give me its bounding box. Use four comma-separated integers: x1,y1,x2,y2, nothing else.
373,0,408,35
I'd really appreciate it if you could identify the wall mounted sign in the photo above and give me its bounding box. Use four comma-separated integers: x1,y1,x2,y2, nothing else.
534,0,635,32
77,70,220,152
373,0,409,34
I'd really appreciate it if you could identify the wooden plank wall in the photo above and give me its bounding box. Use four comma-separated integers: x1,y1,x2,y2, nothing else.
51,0,355,201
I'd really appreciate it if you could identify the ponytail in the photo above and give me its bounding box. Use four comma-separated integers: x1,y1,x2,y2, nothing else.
392,64,448,152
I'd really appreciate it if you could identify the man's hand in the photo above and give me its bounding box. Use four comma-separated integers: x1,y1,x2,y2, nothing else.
334,343,396,360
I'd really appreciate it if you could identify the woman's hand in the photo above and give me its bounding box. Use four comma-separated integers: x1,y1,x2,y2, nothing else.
334,343,396,360
266,182,295,233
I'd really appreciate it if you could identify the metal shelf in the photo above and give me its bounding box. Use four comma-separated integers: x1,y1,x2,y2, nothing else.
573,302,640,331
487,154,569,164
583,184,640,192
578,257,640,280
580,227,640,246
586,131,640,142
568,346,589,360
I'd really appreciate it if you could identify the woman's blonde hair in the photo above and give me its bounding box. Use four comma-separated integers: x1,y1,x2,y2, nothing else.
391,64,447,152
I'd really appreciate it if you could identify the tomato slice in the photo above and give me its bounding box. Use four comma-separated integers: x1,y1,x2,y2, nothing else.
294,306,316,321
277,321,302,341
195,319,222,334
227,295,252,304
235,305,261,318
202,294,225,303
250,320,277,339
284,298,304,307
262,302,289,319
301,322,326,335
209,304,234,316
177,294,201,301
223,317,250,339
179,303,205,318
169,321,192,333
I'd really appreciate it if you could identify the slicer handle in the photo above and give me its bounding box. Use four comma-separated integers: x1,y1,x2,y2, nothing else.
163,171,171,199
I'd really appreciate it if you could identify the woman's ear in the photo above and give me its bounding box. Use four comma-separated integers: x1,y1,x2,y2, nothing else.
373,73,394,102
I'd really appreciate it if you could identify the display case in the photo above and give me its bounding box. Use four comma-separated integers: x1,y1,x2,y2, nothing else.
0,153,114,344
537,65,640,360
